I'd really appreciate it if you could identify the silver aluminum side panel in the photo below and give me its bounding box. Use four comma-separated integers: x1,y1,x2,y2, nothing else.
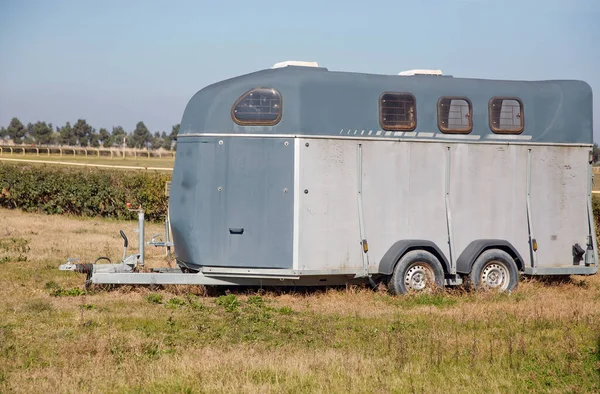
360,141,450,269
530,146,590,267
296,138,590,273
449,144,530,267
297,139,450,272
296,139,364,271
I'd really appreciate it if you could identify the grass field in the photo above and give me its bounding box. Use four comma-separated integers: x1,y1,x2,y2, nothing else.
1,208,600,393
0,153,174,170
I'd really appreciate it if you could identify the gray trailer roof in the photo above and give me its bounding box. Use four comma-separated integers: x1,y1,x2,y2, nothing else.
179,66,593,144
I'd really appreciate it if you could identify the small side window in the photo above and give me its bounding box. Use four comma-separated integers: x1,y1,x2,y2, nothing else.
489,97,524,133
380,93,416,131
232,88,282,126
438,97,472,133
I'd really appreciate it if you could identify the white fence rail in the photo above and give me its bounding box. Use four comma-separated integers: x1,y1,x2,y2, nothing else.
0,144,175,159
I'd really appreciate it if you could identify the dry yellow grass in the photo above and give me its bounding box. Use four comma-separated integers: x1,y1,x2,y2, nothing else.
1,207,600,393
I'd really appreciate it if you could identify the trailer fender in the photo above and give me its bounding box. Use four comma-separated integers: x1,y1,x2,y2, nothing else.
378,240,450,276
456,240,524,274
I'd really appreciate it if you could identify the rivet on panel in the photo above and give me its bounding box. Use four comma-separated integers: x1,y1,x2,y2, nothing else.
304,189,309,194
305,143,309,147
218,187,223,192
283,188,288,194
218,140,224,145
284,141,289,147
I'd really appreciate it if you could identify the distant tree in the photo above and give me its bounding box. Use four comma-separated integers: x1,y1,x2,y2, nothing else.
170,124,179,138
89,129,100,147
72,119,93,147
25,122,34,143
59,122,77,146
7,117,26,144
160,131,171,150
51,125,61,145
111,126,127,148
47,123,56,145
1,119,185,149
151,131,163,150
126,134,136,148
167,123,179,151
98,128,111,147
162,136,171,150
132,121,151,149
31,121,54,145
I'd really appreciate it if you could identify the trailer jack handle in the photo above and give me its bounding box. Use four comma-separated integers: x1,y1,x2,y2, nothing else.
120,230,128,261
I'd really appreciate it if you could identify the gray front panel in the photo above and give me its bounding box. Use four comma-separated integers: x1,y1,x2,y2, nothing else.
170,137,294,269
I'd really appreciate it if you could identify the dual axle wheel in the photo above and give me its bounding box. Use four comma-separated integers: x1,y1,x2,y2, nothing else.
387,249,518,295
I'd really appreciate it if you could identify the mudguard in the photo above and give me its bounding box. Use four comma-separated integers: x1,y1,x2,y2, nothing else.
456,239,524,274
378,240,450,275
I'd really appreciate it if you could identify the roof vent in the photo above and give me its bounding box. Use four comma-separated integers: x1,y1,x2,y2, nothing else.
272,60,319,69
398,69,443,76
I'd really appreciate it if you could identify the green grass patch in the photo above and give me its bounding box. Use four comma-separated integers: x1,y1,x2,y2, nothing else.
49,286,86,297
145,293,163,304
165,297,186,309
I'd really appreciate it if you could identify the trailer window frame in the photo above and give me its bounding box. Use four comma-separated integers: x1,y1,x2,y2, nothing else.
231,87,283,126
437,96,473,134
379,92,417,131
489,97,524,134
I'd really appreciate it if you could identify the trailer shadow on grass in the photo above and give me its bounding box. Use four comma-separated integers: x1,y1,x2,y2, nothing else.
83,282,374,298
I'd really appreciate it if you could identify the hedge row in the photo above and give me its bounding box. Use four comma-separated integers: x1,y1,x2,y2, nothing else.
0,164,171,222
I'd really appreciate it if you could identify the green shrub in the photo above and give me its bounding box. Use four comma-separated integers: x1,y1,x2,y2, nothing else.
247,295,264,307
0,164,170,222
145,293,163,304
277,306,293,315
50,287,86,297
215,294,240,312
165,297,186,309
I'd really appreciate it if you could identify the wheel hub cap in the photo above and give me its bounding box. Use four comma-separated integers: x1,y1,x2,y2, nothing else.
404,264,433,291
481,262,509,290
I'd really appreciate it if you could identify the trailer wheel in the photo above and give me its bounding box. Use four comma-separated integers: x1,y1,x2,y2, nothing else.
469,249,518,292
388,250,445,295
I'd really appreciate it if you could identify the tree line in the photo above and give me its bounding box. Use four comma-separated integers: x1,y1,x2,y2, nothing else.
0,117,179,150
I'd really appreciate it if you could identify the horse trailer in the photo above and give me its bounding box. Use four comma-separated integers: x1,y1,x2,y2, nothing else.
60,62,597,294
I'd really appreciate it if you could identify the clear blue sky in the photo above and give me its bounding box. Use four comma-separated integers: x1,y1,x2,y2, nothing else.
1,0,599,140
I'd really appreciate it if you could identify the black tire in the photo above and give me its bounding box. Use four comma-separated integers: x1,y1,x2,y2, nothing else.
388,250,445,295
469,249,519,292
